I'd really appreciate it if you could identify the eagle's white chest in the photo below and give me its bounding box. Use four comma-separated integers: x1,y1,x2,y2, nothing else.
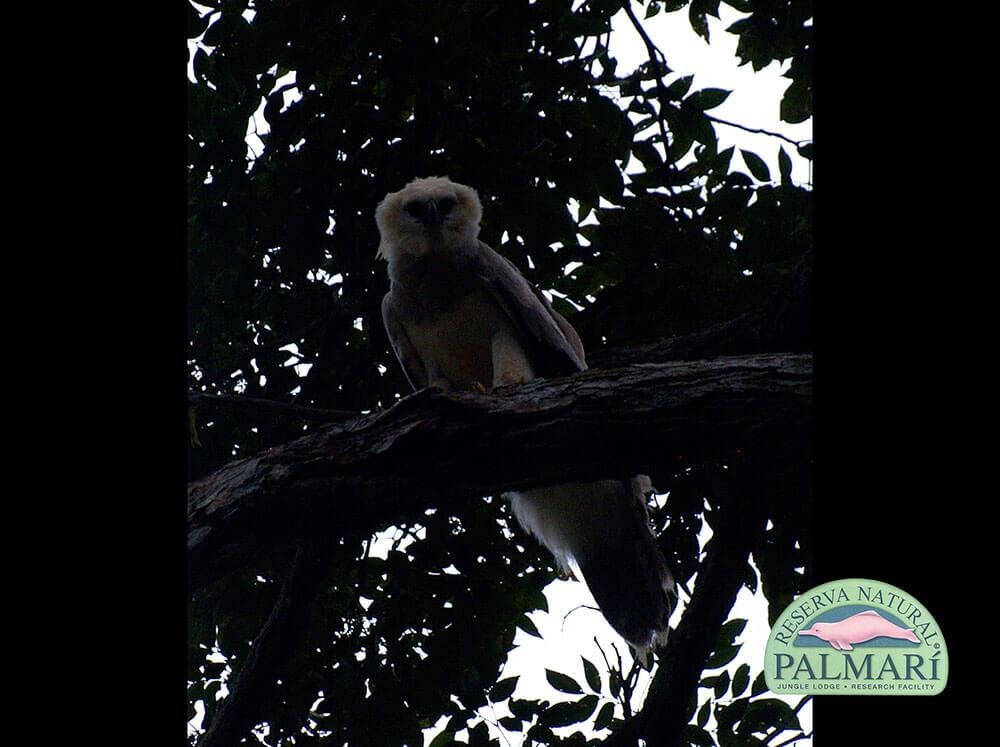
407,287,532,390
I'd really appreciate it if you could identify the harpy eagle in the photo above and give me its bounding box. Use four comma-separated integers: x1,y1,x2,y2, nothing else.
376,176,675,658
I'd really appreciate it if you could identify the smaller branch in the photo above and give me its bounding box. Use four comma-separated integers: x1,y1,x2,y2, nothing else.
621,0,679,196
561,603,601,633
594,636,614,676
624,657,643,702
772,732,813,747
705,113,808,149
189,391,361,424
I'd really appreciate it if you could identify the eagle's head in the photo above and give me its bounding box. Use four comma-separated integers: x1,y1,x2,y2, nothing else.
375,176,482,262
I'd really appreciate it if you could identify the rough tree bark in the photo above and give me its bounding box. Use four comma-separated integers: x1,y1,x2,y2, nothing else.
188,352,812,593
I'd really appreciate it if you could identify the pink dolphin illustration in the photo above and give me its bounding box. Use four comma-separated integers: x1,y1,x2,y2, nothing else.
796,610,920,650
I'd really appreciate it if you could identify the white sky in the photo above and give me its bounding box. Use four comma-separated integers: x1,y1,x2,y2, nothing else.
612,4,812,185
188,2,814,744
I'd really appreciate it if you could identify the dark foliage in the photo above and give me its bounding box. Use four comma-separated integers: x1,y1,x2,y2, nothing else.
187,1,813,744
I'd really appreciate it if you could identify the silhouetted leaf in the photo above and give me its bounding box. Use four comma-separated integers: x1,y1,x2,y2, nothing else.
545,669,583,695
594,702,615,730
582,657,601,692
731,663,751,697
741,150,771,181
686,88,731,110
517,615,543,639
490,676,518,702
778,146,793,184
541,695,599,728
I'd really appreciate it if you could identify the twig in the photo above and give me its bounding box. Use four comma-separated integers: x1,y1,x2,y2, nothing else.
561,603,602,633
189,391,360,424
705,113,809,149
620,0,679,195
772,732,813,747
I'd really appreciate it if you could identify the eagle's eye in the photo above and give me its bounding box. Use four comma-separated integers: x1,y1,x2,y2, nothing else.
403,200,424,219
437,196,456,215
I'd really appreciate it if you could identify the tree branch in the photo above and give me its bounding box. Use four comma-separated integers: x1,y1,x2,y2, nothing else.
188,352,812,592
706,113,809,149
620,0,680,193
189,391,360,424
196,536,336,747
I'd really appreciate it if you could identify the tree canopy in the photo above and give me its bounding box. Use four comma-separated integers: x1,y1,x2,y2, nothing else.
187,1,814,745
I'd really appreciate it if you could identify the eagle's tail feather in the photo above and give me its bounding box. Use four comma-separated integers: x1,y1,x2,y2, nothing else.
508,478,676,659
576,492,676,659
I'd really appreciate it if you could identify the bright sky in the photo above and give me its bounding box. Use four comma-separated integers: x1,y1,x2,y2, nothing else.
611,4,812,186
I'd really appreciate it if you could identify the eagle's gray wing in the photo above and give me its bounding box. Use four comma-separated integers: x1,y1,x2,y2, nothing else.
382,291,428,390
471,240,587,378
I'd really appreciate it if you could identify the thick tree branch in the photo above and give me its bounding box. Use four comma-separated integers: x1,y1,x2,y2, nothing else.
188,353,812,592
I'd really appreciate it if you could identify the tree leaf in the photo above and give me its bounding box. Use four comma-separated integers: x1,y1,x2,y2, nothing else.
686,88,731,110
731,663,751,697
517,614,543,639
545,669,584,694
696,699,711,727
582,657,602,692
594,702,615,730
490,676,518,702
778,146,792,184
706,643,741,670
684,724,717,747
540,694,598,727
740,149,771,182
429,732,456,747
664,74,695,100
499,716,521,731
737,698,800,735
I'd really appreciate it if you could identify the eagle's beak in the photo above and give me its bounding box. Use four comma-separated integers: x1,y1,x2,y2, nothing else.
422,199,442,226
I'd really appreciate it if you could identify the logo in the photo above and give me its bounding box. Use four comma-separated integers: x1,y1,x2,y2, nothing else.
764,579,948,695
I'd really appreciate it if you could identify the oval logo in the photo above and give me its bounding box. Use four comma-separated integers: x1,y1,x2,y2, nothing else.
764,578,948,695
